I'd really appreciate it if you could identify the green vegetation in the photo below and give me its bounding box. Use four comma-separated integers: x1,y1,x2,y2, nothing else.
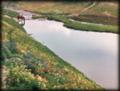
2,9,19,18
45,14,118,33
70,14,118,25
32,15,46,19
2,9,103,90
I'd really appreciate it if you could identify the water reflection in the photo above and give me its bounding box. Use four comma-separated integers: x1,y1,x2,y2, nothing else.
24,19,118,89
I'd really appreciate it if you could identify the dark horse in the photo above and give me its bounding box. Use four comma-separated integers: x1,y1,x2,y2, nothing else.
17,14,25,25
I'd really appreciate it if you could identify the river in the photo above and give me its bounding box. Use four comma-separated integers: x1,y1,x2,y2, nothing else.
23,19,118,89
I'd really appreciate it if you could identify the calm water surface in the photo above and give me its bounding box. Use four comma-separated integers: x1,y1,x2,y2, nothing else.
24,19,118,89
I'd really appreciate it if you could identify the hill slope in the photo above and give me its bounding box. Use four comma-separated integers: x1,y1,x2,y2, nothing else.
2,10,103,90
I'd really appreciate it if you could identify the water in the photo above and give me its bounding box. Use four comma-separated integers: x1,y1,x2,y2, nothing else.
23,19,118,89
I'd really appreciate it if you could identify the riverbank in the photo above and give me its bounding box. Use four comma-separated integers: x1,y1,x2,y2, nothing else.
2,9,103,90
45,14,118,33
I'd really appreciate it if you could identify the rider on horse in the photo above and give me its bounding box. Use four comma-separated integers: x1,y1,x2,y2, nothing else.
17,13,25,25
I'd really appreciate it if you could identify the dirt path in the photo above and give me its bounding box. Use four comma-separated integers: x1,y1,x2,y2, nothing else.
80,2,97,14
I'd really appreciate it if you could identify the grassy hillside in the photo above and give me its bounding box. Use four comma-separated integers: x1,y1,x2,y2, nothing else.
2,10,103,90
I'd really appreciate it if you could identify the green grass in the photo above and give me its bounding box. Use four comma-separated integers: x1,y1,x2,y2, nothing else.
32,15,46,19
2,10,103,90
2,9,19,18
45,14,118,33
65,19,118,33
70,14,118,26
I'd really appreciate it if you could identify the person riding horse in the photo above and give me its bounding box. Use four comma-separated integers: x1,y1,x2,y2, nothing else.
17,13,25,25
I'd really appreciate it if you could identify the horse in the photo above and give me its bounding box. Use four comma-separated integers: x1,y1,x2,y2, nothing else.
17,14,25,25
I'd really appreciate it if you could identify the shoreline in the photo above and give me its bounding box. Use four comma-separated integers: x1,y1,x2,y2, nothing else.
2,10,103,89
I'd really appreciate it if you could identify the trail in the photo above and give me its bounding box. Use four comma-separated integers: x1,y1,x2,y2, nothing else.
80,2,97,14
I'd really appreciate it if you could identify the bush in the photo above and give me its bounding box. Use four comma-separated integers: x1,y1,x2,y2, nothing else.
4,59,41,90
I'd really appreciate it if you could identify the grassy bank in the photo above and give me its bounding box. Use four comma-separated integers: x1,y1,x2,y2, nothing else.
70,14,118,26
2,10,103,90
2,9,19,18
45,14,118,33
